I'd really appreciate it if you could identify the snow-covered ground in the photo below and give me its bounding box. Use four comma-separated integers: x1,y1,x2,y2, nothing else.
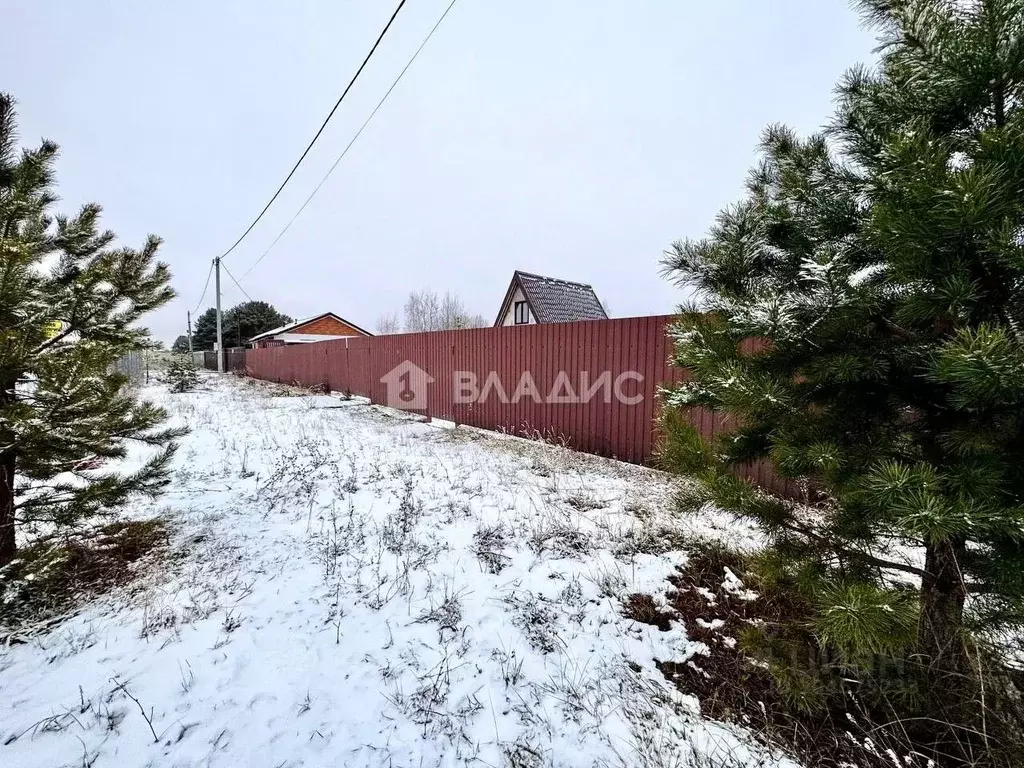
0,373,778,768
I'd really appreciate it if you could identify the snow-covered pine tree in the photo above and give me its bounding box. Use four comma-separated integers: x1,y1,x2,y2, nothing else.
0,94,182,565
166,354,198,393
661,0,1024,680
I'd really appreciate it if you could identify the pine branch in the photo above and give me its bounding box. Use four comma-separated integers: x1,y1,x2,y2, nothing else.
776,516,930,580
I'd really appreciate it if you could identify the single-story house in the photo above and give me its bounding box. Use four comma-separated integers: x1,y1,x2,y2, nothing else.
494,270,608,326
248,312,372,348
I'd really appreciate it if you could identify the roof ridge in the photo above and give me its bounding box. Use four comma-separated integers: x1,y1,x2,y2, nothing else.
507,270,607,325
248,311,373,342
248,313,323,341
514,270,594,289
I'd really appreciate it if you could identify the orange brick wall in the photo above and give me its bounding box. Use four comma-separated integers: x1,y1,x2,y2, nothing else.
293,316,366,336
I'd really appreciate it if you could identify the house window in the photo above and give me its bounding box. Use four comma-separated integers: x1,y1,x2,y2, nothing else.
514,301,530,325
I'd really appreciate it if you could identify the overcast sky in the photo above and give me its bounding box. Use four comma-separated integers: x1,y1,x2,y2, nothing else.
6,1,877,344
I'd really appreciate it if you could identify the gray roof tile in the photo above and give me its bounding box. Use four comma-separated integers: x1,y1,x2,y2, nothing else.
515,271,607,324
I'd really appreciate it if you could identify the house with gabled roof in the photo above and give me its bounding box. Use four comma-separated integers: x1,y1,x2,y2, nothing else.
493,270,608,327
248,312,372,348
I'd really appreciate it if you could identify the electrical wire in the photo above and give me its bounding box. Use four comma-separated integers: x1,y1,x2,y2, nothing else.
238,0,459,281
191,261,214,313
221,261,254,302
217,0,409,263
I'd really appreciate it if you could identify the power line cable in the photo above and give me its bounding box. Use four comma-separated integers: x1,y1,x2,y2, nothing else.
217,0,409,263
239,0,459,281
191,261,214,313
221,261,254,302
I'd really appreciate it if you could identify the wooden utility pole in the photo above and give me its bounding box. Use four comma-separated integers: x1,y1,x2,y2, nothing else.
214,257,224,373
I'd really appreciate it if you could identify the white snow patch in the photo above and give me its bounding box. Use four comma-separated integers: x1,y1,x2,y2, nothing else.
0,374,785,768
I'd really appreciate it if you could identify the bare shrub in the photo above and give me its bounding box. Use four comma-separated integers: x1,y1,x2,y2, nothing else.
381,479,422,554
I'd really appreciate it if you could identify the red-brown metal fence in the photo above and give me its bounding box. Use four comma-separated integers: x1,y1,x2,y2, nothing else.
232,315,788,495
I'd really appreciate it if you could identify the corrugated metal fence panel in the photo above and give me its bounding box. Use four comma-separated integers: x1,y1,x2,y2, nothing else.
239,317,687,460
226,348,246,373
111,350,144,382
230,317,793,495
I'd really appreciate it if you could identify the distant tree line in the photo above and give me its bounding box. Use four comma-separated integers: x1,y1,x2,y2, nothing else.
376,290,488,334
185,301,292,351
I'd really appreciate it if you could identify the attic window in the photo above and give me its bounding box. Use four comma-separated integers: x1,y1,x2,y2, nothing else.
514,301,530,324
